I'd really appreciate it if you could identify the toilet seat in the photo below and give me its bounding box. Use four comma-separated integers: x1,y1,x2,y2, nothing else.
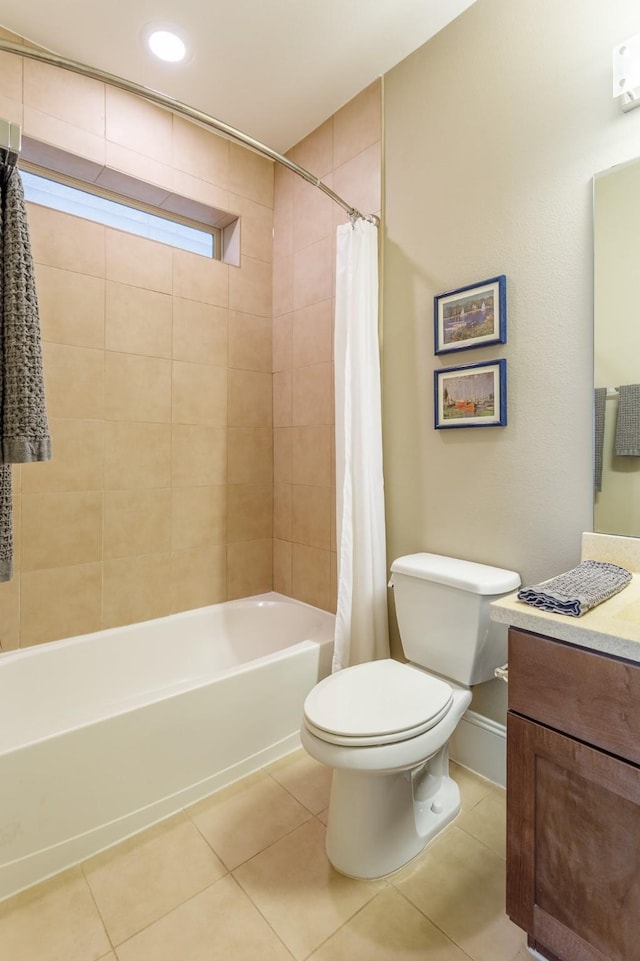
303,659,453,747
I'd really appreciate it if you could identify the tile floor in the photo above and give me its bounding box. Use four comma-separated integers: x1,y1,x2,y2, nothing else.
0,752,530,961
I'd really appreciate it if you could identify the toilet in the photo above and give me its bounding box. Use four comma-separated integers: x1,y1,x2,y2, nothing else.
301,552,520,879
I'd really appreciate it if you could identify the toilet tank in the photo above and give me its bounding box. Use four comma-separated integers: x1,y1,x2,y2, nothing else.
389,553,521,686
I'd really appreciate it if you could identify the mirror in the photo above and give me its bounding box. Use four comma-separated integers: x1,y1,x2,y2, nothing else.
594,157,640,536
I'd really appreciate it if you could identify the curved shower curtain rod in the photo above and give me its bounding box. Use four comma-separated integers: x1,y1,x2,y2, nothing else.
0,38,379,227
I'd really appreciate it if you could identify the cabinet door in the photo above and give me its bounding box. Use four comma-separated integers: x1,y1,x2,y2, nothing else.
507,712,640,961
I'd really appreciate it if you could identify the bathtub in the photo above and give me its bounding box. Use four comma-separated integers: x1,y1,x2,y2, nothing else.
0,592,334,901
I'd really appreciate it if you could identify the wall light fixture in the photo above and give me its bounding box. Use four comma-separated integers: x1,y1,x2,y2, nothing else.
613,33,640,112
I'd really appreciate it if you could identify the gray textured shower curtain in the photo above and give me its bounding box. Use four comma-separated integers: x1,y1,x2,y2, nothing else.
0,159,51,582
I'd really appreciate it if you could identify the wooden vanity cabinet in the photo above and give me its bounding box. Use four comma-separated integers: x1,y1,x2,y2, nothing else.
506,627,640,961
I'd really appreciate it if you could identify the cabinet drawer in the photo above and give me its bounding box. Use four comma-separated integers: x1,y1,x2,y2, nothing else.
508,628,640,765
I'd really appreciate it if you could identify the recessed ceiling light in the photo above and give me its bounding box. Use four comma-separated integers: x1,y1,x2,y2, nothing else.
143,24,190,63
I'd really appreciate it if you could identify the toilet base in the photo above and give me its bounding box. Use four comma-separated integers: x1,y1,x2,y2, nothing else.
325,745,460,879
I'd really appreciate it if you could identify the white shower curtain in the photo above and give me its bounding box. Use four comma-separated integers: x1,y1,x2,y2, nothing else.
332,218,389,672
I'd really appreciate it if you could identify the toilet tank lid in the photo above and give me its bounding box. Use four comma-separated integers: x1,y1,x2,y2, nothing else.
390,553,521,595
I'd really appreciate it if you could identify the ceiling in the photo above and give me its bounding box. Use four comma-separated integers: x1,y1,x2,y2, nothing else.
0,0,475,154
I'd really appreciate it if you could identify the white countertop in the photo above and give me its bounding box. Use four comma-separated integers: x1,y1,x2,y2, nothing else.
490,532,640,663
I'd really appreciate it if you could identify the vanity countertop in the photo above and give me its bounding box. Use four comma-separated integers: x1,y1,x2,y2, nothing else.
490,532,640,663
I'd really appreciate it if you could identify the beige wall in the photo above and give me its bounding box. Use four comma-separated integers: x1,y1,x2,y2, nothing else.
383,0,640,720
272,81,382,610
0,40,274,649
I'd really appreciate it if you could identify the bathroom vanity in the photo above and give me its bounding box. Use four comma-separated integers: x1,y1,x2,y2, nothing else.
491,534,640,961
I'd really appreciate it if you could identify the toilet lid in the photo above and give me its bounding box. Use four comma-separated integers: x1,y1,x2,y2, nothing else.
304,659,453,747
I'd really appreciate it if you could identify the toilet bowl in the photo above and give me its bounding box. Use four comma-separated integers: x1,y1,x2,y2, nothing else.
301,553,520,879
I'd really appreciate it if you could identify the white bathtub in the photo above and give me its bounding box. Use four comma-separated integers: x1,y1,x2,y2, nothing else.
0,592,334,901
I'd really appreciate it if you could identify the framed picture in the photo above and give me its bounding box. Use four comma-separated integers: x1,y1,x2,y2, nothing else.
434,359,507,429
434,275,506,354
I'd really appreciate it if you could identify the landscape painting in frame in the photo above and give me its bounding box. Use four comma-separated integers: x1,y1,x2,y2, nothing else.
434,275,506,354
434,359,507,429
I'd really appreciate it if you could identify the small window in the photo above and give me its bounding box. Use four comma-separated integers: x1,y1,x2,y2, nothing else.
22,170,215,258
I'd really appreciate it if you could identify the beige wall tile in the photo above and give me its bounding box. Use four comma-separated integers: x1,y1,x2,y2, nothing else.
106,230,172,293
273,248,293,319
273,483,292,541
21,418,104,494
292,363,332,426
291,426,332,487
106,86,172,160
333,80,382,169
106,282,172,358
228,312,272,372
227,539,272,599
292,238,332,310
228,369,272,428
36,265,105,349
23,106,106,166
293,179,334,252
332,143,382,223
105,352,172,423
292,300,332,368
0,48,23,107
171,546,226,612
292,118,334,177
21,491,102,571
43,343,104,420
229,256,272,318
103,553,172,629
292,544,331,611
172,116,229,188
172,299,228,366
104,422,171,490
228,143,274,207
229,194,273,264
104,489,172,559
273,539,292,596
24,59,105,135
272,369,292,428
293,485,331,549
29,205,105,277
273,428,292,484
228,428,273,486
171,425,227,487
0,575,20,651
228,485,273,542
20,563,102,646
104,140,173,193
173,250,228,307
273,314,292,372
172,362,227,427
330,551,337,613
170,169,230,213
171,486,226,551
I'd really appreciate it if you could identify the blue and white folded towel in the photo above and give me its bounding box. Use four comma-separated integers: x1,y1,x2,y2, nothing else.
517,560,632,617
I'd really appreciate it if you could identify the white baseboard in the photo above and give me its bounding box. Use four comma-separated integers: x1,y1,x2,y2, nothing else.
449,710,506,787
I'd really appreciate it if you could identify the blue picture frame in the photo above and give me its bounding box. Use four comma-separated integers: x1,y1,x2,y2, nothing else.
434,275,506,355
434,359,507,429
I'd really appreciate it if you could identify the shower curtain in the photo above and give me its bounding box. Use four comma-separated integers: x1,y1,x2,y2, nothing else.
0,158,51,582
332,218,389,671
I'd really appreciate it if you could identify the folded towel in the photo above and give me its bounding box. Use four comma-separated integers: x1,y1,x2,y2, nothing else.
517,560,632,617
614,384,640,456
594,387,606,492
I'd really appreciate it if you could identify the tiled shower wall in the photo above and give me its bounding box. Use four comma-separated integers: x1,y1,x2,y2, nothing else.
0,31,382,649
272,81,382,611
0,35,274,649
